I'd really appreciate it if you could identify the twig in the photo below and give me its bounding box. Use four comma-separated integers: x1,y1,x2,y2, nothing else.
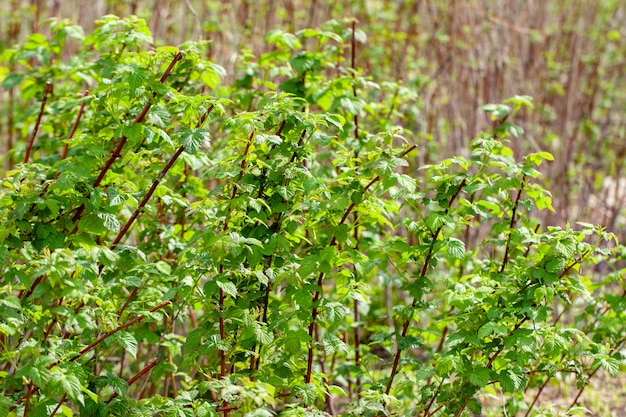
385,179,466,395
306,145,417,384
24,81,52,164
70,52,183,225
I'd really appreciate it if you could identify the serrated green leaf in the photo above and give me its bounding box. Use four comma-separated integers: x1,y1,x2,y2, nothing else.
466,398,482,414
126,68,148,91
2,73,23,89
106,374,128,395
116,331,138,359
98,212,120,233
446,238,465,259
77,214,108,235
216,278,237,298
424,212,446,232
290,52,317,73
500,369,526,392
545,257,565,274
325,113,345,130
186,327,205,349
468,367,492,386
201,68,220,89
122,123,143,143
396,173,417,191
597,356,619,377
180,128,210,153
295,383,317,406
299,254,318,277
338,96,364,114
254,325,274,345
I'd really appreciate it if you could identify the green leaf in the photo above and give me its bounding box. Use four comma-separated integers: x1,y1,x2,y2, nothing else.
122,123,144,143
186,327,205,349
51,370,83,404
283,332,303,355
500,369,526,392
353,29,367,44
525,151,554,166
396,173,417,191
466,398,482,414
115,331,138,359
424,212,446,232
324,302,349,323
545,257,565,274
98,212,121,233
290,52,318,73
77,214,108,235
2,73,24,89
481,103,510,120
468,367,492,386
180,128,210,153
201,68,220,89
126,67,148,91
337,96,364,114
596,356,619,377
295,383,317,406
106,374,128,395
325,113,345,130
299,254,319,277
445,238,465,259
216,278,237,298
478,322,508,339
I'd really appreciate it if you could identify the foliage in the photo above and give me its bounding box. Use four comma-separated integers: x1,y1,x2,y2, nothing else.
1,16,625,417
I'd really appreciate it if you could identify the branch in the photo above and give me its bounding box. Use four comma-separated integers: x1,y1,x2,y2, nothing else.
385,178,466,395
306,145,417,384
24,81,53,164
71,52,184,224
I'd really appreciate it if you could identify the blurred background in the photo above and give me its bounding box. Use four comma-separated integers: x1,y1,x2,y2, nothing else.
2,0,626,237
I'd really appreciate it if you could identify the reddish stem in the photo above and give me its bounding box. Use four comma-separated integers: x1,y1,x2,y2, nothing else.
385,179,466,395
105,359,159,403
306,145,417,384
59,90,89,164
24,81,52,164
71,52,183,225
63,301,170,365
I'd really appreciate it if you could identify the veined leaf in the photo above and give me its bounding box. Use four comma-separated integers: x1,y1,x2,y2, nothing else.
115,331,138,359
445,238,465,259
180,128,211,153
467,367,492,386
216,278,238,298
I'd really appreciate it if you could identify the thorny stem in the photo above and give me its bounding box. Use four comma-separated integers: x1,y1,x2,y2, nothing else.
306,145,417,385
20,95,89,300
550,249,591,327
59,90,89,163
112,145,185,248
350,19,363,396
113,106,213,318
251,123,301,373
55,358,159,410
106,359,159,403
66,301,170,365
567,337,626,411
385,178,466,396
451,319,528,417
422,377,444,417
500,175,527,273
70,51,183,225
216,128,256,417
23,81,52,164
350,20,359,141
12,301,170,410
